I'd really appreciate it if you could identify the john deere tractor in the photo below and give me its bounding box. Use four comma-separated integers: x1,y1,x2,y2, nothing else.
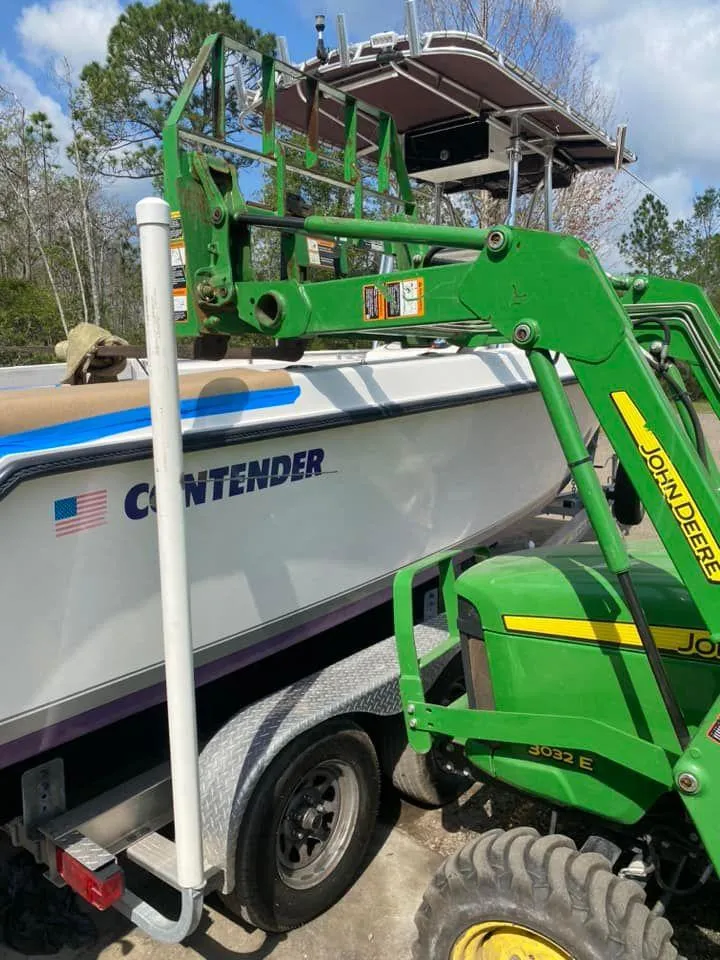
165,30,720,958
391,279,720,958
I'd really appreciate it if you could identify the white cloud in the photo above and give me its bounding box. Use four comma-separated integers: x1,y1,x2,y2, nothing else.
17,0,121,73
560,0,720,214
646,171,695,222
0,53,72,144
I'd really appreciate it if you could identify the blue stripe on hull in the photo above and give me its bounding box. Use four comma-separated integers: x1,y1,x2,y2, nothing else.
0,385,301,458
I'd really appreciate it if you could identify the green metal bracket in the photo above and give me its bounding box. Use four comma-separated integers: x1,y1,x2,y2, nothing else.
408,700,674,788
393,550,463,755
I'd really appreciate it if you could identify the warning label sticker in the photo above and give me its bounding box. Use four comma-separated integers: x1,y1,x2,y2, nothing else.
170,210,187,323
707,715,720,745
307,237,338,268
362,277,425,322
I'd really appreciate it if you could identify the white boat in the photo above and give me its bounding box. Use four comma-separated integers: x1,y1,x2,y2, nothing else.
0,345,593,768
0,17,632,775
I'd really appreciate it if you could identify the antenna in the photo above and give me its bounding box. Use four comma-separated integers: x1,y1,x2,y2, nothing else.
277,36,291,64
406,0,421,55
337,13,350,66
315,14,329,63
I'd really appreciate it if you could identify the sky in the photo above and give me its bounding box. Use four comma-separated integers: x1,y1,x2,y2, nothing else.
0,0,719,223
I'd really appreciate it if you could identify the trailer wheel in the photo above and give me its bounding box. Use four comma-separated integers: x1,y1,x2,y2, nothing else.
414,828,678,960
380,656,466,807
222,718,380,933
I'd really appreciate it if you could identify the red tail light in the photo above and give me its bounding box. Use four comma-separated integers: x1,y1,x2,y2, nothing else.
55,848,125,911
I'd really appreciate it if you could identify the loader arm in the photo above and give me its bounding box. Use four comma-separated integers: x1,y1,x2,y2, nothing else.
164,34,720,866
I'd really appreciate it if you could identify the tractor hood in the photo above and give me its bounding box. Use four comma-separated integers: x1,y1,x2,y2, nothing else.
457,540,707,655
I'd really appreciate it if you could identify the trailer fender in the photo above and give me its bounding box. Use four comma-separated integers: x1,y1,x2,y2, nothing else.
198,618,453,894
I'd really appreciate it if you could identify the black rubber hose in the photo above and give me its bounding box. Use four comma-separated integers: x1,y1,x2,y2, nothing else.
629,319,708,468
422,246,449,267
632,316,671,348
657,366,709,469
617,571,690,750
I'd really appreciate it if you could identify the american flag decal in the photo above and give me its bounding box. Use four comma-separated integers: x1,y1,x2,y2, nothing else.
54,490,108,537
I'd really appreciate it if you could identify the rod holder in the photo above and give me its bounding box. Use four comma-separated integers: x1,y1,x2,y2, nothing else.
406,0,421,55
337,14,350,66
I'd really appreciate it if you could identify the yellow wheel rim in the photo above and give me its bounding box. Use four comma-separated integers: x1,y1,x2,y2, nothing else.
451,920,573,960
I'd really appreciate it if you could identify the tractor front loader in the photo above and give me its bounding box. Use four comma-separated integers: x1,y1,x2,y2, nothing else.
162,31,720,958
392,269,720,958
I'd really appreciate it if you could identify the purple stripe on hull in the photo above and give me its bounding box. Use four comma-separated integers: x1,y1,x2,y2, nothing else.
0,567,439,770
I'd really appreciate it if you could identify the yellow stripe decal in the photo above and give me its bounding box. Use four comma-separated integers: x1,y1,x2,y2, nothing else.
611,390,720,583
503,615,720,661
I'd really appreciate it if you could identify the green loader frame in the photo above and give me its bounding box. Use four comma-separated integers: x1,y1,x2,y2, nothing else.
165,34,720,956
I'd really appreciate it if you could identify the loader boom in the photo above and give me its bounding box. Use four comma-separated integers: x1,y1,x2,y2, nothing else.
165,33,720,873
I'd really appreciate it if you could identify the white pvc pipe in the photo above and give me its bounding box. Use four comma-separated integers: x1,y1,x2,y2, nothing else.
136,197,204,891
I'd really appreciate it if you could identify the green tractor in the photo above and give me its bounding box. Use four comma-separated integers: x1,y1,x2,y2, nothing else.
163,27,720,958
392,285,720,958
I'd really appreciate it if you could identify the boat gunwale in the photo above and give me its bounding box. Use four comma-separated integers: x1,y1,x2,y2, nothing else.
0,372,578,504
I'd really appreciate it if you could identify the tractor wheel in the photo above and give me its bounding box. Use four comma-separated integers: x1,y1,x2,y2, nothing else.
379,715,465,807
222,718,380,933
380,656,466,807
413,828,678,960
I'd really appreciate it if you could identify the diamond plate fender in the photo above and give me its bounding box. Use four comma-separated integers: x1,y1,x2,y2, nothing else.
198,618,453,893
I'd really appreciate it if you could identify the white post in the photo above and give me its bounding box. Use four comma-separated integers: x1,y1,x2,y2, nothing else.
544,152,554,232
136,197,204,891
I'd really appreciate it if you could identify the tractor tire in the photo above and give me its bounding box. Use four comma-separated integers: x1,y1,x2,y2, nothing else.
379,715,465,807
413,828,678,960
221,718,379,933
379,656,466,807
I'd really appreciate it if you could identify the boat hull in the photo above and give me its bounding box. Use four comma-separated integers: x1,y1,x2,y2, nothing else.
0,351,594,767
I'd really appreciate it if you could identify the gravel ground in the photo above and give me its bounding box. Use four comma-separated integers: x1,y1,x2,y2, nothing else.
396,416,720,959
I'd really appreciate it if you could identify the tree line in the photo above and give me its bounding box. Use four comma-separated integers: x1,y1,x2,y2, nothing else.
620,191,720,305
0,0,713,364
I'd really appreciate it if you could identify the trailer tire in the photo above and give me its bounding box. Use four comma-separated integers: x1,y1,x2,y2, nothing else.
413,828,678,960
221,718,380,933
380,656,466,807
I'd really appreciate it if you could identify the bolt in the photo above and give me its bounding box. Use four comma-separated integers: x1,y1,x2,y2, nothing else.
487,229,507,252
444,762,454,773
632,277,648,293
514,322,533,343
445,743,454,753
463,768,472,778
211,206,224,225
407,704,415,715
409,719,417,729
677,772,700,795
